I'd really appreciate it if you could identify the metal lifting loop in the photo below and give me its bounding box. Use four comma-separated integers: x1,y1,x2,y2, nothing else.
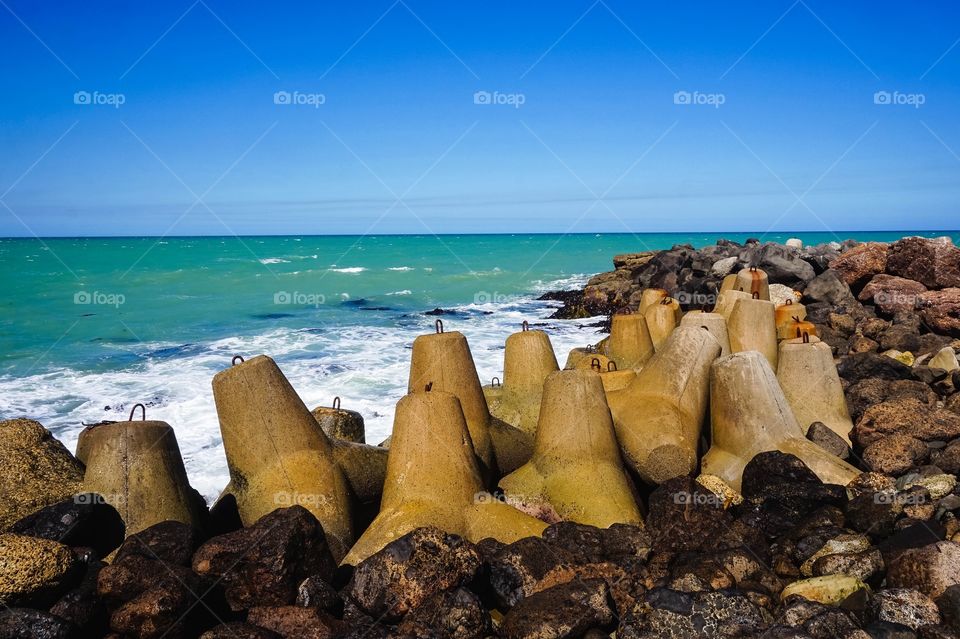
784,299,793,306
521,320,529,331
792,315,800,322
661,297,673,305
590,357,602,371
231,355,245,366
435,319,444,334
607,361,618,371
492,376,501,388
750,266,758,272
752,292,760,299
128,403,146,421
332,396,341,410
618,306,632,315
586,344,596,353
424,381,433,392
802,332,810,343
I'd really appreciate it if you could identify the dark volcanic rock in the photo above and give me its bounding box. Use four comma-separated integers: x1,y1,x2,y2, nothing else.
192,506,335,611
10,494,125,559
246,606,342,639
919,289,960,337
618,588,770,638
831,242,889,288
114,520,198,566
296,575,342,615
887,542,960,601
807,422,851,459
395,587,491,639
845,378,937,422
488,535,575,608
838,352,914,386
803,270,858,307
344,527,481,622
862,434,930,475
541,521,651,564
0,608,75,639
646,476,749,554
859,274,927,314
869,588,941,630
854,398,960,447
48,559,108,634
200,623,282,639
499,579,615,639
887,237,960,289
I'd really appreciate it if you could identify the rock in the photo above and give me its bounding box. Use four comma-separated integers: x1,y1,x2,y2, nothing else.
49,559,108,633
395,587,491,639
870,588,941,630
499,579,614,639
738,452,846,538
807,422,851,460
201,623,282,639
886,349,917,366
10,494,125,559
845,378,936,422
887,542,960,599
344,527,481,622
800,534,872,576
646,476,748,553
930,348,960,373
931,441,960,474
838,353,914,386
861,317,892,340
488,536,575,608
0,534,77,606
613,252,656,270
246,606,342,639
711,256,738,277
193,506,335,611
887,237,960,289
859,274,927,314
804,270,858,307
854,398,960,447
296,576,342,615
781,575,869,604
582,270,634,314
0,608,75,639
0,418,84,531
847,333,879,355
770,283,801,306
812,549,884,580
919,289,960,337
541,521,651,564
618,588,771,638
114,520,198,566
830,312,857,337
108,582,201,639
936,584,960,634
901,474,957,500
831,242,889,288
747,243,817,288
863,434,929,475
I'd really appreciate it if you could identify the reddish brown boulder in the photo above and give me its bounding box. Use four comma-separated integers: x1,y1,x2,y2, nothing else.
853,397,960,447
246,606,343,639
887,542,960,600
831,242,888,287
887,237,960,289
919,289,960,337
862,434,929,475
859,274,928,314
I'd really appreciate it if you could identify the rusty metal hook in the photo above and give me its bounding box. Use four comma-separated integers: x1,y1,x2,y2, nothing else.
435,319,444,334
332,396,341,410
752,291,760,299
128,403,146,421
492,376,501,388
750,266,758,272
231,355,245,366
784,299,793,306
802,331,810,343
425,381,433,392
661,297,673,305
521,320,529,331
590,357,602,371
607,361,618,372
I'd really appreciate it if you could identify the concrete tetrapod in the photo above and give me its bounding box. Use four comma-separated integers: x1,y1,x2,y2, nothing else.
679,311,731,356
728,296,779,369
777,335,853,445
607,326,722,484
702,351,860,491
80,405,204,537
408,321,533,476
599,362,637,394
212,355,353,562
311,397,365,443
563,347,596,370
599,311,655,370
776,317,818,342
644,298,680,351
341,391,547,565
713,289,751,320
719,274,739,294
775,299,807,332
487,324,560,436
735,266,770,300
638,288,669,315
498,370,642,528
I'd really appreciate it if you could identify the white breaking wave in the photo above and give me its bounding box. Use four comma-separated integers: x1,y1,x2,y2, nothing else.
328,267,366,274
259,258,290,264
0,278,599,504
387,266,414,271
385,290,412,296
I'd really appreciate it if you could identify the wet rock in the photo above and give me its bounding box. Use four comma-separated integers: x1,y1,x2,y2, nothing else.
887,237,960,289
807,422,851,459
0,608,75,639
887,542,960,599
618,588,770,638
738,452,846,538
859,274,927,314
345,527,480,622
854,398,960,447
48,559,108,634
108,583,199,639
500,579,614,639
10,494,125,559
870,588,941,630
0,534,78,606
200,623,282,639
114,520,198,566
395,587,491,639
831,242,889,288
246,606,343,639
296,575,342,615
838,352,914,386
488,536,575,608
919,289,960,337
0,418,85,531
193,506,335,611
804,270,858,307
863,434,930,475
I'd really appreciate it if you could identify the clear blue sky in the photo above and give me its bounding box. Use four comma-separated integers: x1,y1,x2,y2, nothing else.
1,1,958,236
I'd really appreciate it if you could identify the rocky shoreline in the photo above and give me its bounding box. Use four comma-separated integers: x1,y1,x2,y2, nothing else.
3,235,960,638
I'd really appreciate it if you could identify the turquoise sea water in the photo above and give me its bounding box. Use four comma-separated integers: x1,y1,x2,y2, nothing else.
1,231,955,498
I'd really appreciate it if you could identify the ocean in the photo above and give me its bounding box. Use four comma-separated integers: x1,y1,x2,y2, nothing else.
1,231,955,500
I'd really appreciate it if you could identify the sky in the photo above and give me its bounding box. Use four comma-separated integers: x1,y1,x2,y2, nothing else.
0,1,958,236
